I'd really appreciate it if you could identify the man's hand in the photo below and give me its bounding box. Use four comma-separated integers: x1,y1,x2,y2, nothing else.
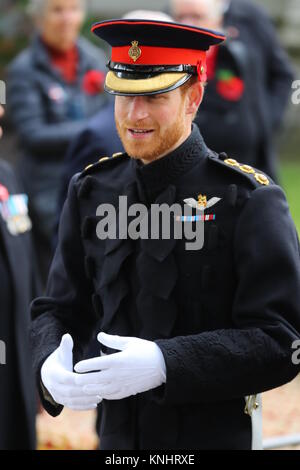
41,334,102,411
74,332,167,400
0,105,4,139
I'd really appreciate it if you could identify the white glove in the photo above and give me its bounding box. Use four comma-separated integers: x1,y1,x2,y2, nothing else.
74,332,167,400
41,334,102,411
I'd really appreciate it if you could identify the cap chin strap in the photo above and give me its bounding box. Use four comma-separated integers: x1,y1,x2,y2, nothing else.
108,61,206,83
108,61,196,75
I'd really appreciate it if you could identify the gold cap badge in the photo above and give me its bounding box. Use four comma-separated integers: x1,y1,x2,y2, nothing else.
128,40,142,62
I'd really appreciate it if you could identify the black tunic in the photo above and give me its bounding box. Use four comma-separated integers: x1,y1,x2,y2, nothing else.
31,125,300,450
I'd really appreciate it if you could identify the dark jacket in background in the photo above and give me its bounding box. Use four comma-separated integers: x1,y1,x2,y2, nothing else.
58,100,123,219
0,159,40,449
196,0,294,182
7,35,108,165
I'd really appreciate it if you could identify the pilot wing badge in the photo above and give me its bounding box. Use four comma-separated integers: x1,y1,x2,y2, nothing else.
176,194,221,222
176,194,222,223
184,194,222,211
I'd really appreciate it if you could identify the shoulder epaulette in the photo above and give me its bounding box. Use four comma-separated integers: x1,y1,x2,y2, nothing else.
208,152,271,187
79,152,126,177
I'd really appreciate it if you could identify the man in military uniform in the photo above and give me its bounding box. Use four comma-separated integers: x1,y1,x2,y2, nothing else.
31,19,300,450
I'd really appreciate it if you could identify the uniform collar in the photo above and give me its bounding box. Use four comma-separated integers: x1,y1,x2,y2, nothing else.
132,124,210,201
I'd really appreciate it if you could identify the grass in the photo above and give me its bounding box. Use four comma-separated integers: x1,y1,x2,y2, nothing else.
280,162,300,235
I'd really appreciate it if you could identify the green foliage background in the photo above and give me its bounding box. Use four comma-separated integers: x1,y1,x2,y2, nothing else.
281,164,300,234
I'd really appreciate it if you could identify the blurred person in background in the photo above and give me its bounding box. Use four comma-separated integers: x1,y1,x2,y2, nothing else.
6,0,108,283
170,0,294,182
0,104,40,449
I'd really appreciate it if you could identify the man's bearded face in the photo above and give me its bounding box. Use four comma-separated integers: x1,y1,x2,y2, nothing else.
115,88,188,163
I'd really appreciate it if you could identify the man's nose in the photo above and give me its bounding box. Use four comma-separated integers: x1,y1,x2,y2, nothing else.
61,9,77,23
127,97,149,122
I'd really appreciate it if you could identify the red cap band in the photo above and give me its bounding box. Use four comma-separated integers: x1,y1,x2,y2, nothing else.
111,46,206,67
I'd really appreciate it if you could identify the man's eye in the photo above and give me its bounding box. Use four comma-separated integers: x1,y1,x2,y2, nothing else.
148,95,164,102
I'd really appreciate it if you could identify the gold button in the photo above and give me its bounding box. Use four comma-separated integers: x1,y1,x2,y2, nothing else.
255,173,270,186
224,158,239,167
84,164,93,171
112,152,123,158
99,157,109,163
240,164,255,174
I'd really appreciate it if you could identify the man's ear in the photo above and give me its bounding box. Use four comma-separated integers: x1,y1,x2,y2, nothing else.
185,81,204,117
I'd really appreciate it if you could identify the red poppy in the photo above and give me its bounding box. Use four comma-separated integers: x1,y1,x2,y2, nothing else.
216,76,245,101
206,46,219,81
82,70,106,95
